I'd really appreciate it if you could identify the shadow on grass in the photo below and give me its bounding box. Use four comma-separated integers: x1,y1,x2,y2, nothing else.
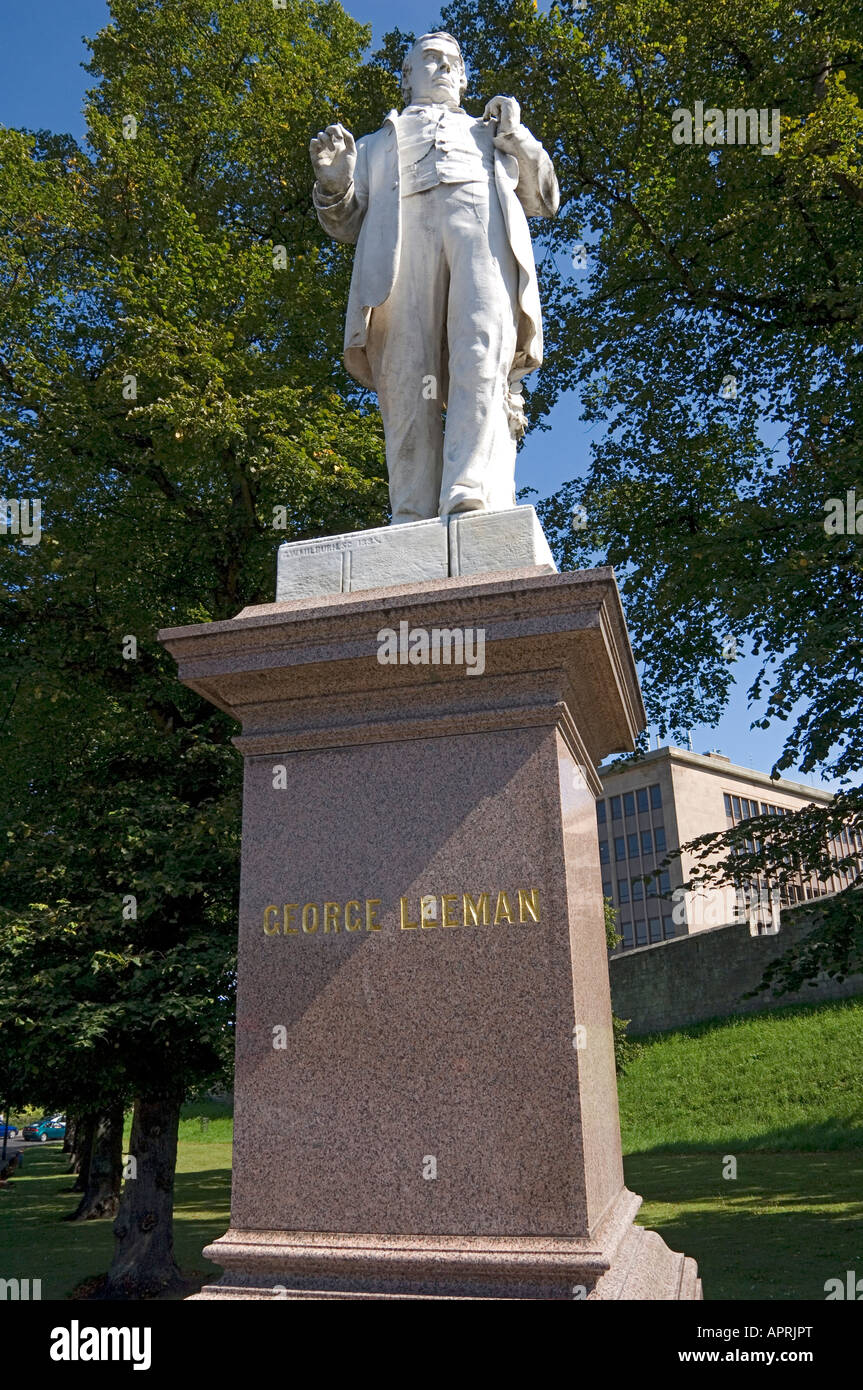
1,1142,232,1300
7,1140,861,1302
626,1151,863,1301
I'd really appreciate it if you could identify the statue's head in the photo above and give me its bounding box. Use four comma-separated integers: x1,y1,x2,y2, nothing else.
401,32,467,108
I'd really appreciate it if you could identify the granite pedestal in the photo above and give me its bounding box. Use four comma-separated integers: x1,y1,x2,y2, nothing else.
159,564,701,1299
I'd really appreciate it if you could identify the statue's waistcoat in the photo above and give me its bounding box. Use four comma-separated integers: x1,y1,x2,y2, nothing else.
396,106,496,197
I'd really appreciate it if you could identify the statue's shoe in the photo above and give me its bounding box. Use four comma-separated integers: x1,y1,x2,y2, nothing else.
440,489,486,516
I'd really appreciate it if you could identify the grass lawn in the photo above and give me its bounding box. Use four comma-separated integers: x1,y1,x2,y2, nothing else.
4,1141,860,1300
3,998,861,1300
1,1139,232,1301
628,1152,863,1300
618,996,863,1152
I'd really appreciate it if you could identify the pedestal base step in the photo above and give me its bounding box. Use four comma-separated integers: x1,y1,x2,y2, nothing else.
187,1192,702,1301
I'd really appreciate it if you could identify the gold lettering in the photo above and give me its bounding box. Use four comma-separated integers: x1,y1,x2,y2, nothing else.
323,902,341,933
345,900,362,931
441,894,459,927
518,888,541,923
463,892,490,926
366,899,382,931
263,905,280,935
302,903,319,933
283,903,299,934
400,897,418,929
494,890,514,924
421,894,437,928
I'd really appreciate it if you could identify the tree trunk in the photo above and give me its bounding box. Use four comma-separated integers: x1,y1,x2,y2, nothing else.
104,1090,183,1298
63,1112,76,1157
68,1104,123,1221
69,1113,95,1192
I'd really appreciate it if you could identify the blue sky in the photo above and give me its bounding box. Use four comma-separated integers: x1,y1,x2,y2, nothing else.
0,1,836,790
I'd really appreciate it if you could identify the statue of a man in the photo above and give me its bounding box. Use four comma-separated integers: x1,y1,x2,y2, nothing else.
309,32,559,524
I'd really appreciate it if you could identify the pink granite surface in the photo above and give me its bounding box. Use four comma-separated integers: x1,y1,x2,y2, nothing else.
160,567,701,1298
231,722,594,1235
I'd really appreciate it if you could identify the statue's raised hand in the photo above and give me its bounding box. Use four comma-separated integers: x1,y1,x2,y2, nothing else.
309,123,357,198
483,96,521,138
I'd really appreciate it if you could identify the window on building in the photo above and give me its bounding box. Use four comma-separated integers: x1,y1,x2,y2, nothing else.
635,921,648,946
623,791,635,817
660,870,671,894
654,826,667,852
596,801,607,826
602,880,612,900
599,840,609,864
628,833,639,857
724,793,733,818
732,796,741,819
636,787,649,813
663,916,676,939
618,878,630,903
614,836,626,861
641,830,653,854
649,918,662,942
632,879,644,902
611,796,622,820
650,783,662,809
621,920,634,948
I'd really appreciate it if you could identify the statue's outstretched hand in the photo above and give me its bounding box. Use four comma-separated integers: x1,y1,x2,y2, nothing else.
483,96,521,139
309,123,357,197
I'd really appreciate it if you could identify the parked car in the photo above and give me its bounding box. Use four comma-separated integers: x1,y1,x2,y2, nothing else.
0,1122,18,1138
22,1116,66,1143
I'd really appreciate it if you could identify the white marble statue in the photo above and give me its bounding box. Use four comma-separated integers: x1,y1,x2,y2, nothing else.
309,32,559,524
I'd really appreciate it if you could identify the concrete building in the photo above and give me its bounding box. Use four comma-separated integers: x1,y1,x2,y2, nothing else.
597,746,862,952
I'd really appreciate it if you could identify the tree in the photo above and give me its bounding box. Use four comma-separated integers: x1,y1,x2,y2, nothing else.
436,0,863,982
1,0,396,1295
604,896,639,1071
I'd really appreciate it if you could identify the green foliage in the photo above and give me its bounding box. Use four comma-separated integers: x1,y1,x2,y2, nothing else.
0,0,394,1120
603,896,639,1072
613,1012,641,1076
437,0,863,982
604,893,622,949
748,889,863,995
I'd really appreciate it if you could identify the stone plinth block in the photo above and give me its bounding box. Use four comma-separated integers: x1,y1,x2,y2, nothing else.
448,505,556,578
275,505,555,602
276,517,448,601
159,567,701,1299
